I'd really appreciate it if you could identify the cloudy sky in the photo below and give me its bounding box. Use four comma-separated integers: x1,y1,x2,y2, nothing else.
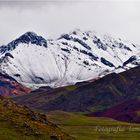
0,0,140,45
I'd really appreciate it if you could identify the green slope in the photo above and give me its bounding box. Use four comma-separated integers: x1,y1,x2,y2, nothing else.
47,111,140,140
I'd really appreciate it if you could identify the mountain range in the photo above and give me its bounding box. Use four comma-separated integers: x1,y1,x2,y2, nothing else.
0,29,140,89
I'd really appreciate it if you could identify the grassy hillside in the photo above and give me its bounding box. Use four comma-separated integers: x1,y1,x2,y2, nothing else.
47,111,140,140
0,96,74,140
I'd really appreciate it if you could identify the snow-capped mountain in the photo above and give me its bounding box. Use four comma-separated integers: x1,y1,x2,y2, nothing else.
0,29,140,88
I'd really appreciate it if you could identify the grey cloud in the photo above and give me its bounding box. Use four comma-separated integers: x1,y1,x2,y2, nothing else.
0,0,79,8
0,1,53,9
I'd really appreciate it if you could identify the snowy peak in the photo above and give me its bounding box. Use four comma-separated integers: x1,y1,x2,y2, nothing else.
18,32,47,47
0,32,47,54
57,29,140,68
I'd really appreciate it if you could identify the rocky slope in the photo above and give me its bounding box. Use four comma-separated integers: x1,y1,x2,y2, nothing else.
0,95,74,140
0,73,31,96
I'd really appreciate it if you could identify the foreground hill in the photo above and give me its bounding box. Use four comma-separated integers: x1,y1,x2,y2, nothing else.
0,96,74,140
13,65,140,123
0,30,140,88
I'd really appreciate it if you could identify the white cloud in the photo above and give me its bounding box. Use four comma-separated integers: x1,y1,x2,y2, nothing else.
0,0,140,45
